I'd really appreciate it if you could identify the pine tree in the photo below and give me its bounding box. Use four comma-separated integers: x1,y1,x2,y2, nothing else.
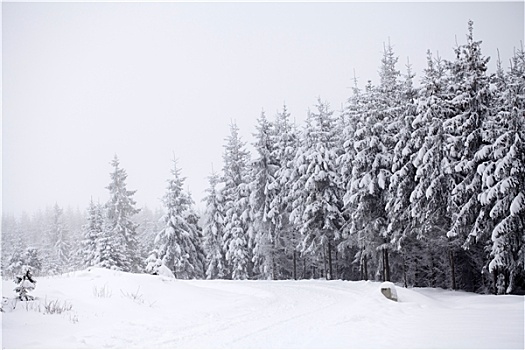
80,199,104,268
476,46,525,294
48,203,71,274
101,155,141,272
250,111,280,279
269,105,301,279
341,71,397,282
290,99,343,280
409,51,457,288
14,266,36,301
202,170,226,279
154,158,204,279
1,214,21,276
385,59,419,285
23,248,42,276
222,122,252,280
338,75,367,281
135,206,163,266
444,20,493,290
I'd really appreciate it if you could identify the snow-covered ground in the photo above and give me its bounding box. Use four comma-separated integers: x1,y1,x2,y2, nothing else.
2,268,524,348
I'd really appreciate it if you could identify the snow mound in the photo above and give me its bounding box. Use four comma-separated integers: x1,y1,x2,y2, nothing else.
2,269,524,349
380,281,398,301
156,264,175,279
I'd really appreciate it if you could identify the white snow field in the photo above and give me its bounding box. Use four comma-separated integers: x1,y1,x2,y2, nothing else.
2,268,524,349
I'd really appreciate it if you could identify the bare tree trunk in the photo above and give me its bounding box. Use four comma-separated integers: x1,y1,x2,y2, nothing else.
492,267,498,295
363,254,368,280
360,249,364,280
448,245,457,290
271,254,276,280
327,241,333,280
303,257,307,279
402,253,408,288
383,248,391,282
322,247,327,280
293,250,297,280
334,248,339,280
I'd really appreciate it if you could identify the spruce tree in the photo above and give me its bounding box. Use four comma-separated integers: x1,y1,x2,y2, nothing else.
154,158,204,279
47,203,71,274
290,100,343,280
80,199,104,268
101,155,140,272
476,47,525,294
269,105,301,279
409,51,456,288
444,21,492,290
250,111,280,279
222,122,252,280
385,59,419,285
202,170,226,279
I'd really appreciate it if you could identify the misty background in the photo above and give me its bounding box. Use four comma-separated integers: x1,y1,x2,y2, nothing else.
3,1,524,216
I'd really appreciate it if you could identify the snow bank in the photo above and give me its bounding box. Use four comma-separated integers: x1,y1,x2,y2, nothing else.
2,269,524,349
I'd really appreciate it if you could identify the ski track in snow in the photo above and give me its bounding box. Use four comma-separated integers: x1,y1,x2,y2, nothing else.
2,268,524,349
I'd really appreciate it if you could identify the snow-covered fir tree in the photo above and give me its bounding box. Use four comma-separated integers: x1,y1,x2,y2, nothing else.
385,59,420,286
202,170,226,279
249,111,280,279
14,265,36,301
337,75,368,280
2,20,523,294
476,46,525,294
135,206,164,267
222,122,252,280
153,158,205,279
408,51,457,288
290,100,343,280
100,155,141,272
80,199,104,268
339,77,394,281
46,203,71,274
1,214,22,276
443,21,493,290
269,105,301,279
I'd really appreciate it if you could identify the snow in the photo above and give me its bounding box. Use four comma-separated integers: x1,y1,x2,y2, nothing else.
2,268,524,349
510,191,524,216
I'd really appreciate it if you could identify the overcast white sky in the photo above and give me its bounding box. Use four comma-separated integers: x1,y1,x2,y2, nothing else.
3,1,524,216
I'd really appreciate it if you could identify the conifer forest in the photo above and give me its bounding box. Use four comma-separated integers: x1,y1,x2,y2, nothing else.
3,21,524,295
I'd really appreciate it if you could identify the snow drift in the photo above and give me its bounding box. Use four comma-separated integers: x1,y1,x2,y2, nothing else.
2,268,523,348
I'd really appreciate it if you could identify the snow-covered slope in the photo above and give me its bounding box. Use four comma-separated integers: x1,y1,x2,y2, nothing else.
2,268,524,348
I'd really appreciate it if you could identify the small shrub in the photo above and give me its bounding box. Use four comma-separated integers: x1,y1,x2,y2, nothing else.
121,287,144,304
43,298,73,315
93,284,112,298
14,266,36,301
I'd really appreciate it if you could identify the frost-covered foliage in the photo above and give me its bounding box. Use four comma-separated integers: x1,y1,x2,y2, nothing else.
249,111,280,279
270,106,302,279
40,204,72,275
153,158,205,279
14,265,37,301
290,100,343,280
475,47,525,294
79,200,104,269
221,122,252,280
99,156,141,272
135,206,163,266
4,21,524,294
202,171,226,279
339,77,395,282
446,20,493,245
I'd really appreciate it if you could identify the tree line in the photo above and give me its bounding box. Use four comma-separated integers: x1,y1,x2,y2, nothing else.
2,21,524,295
